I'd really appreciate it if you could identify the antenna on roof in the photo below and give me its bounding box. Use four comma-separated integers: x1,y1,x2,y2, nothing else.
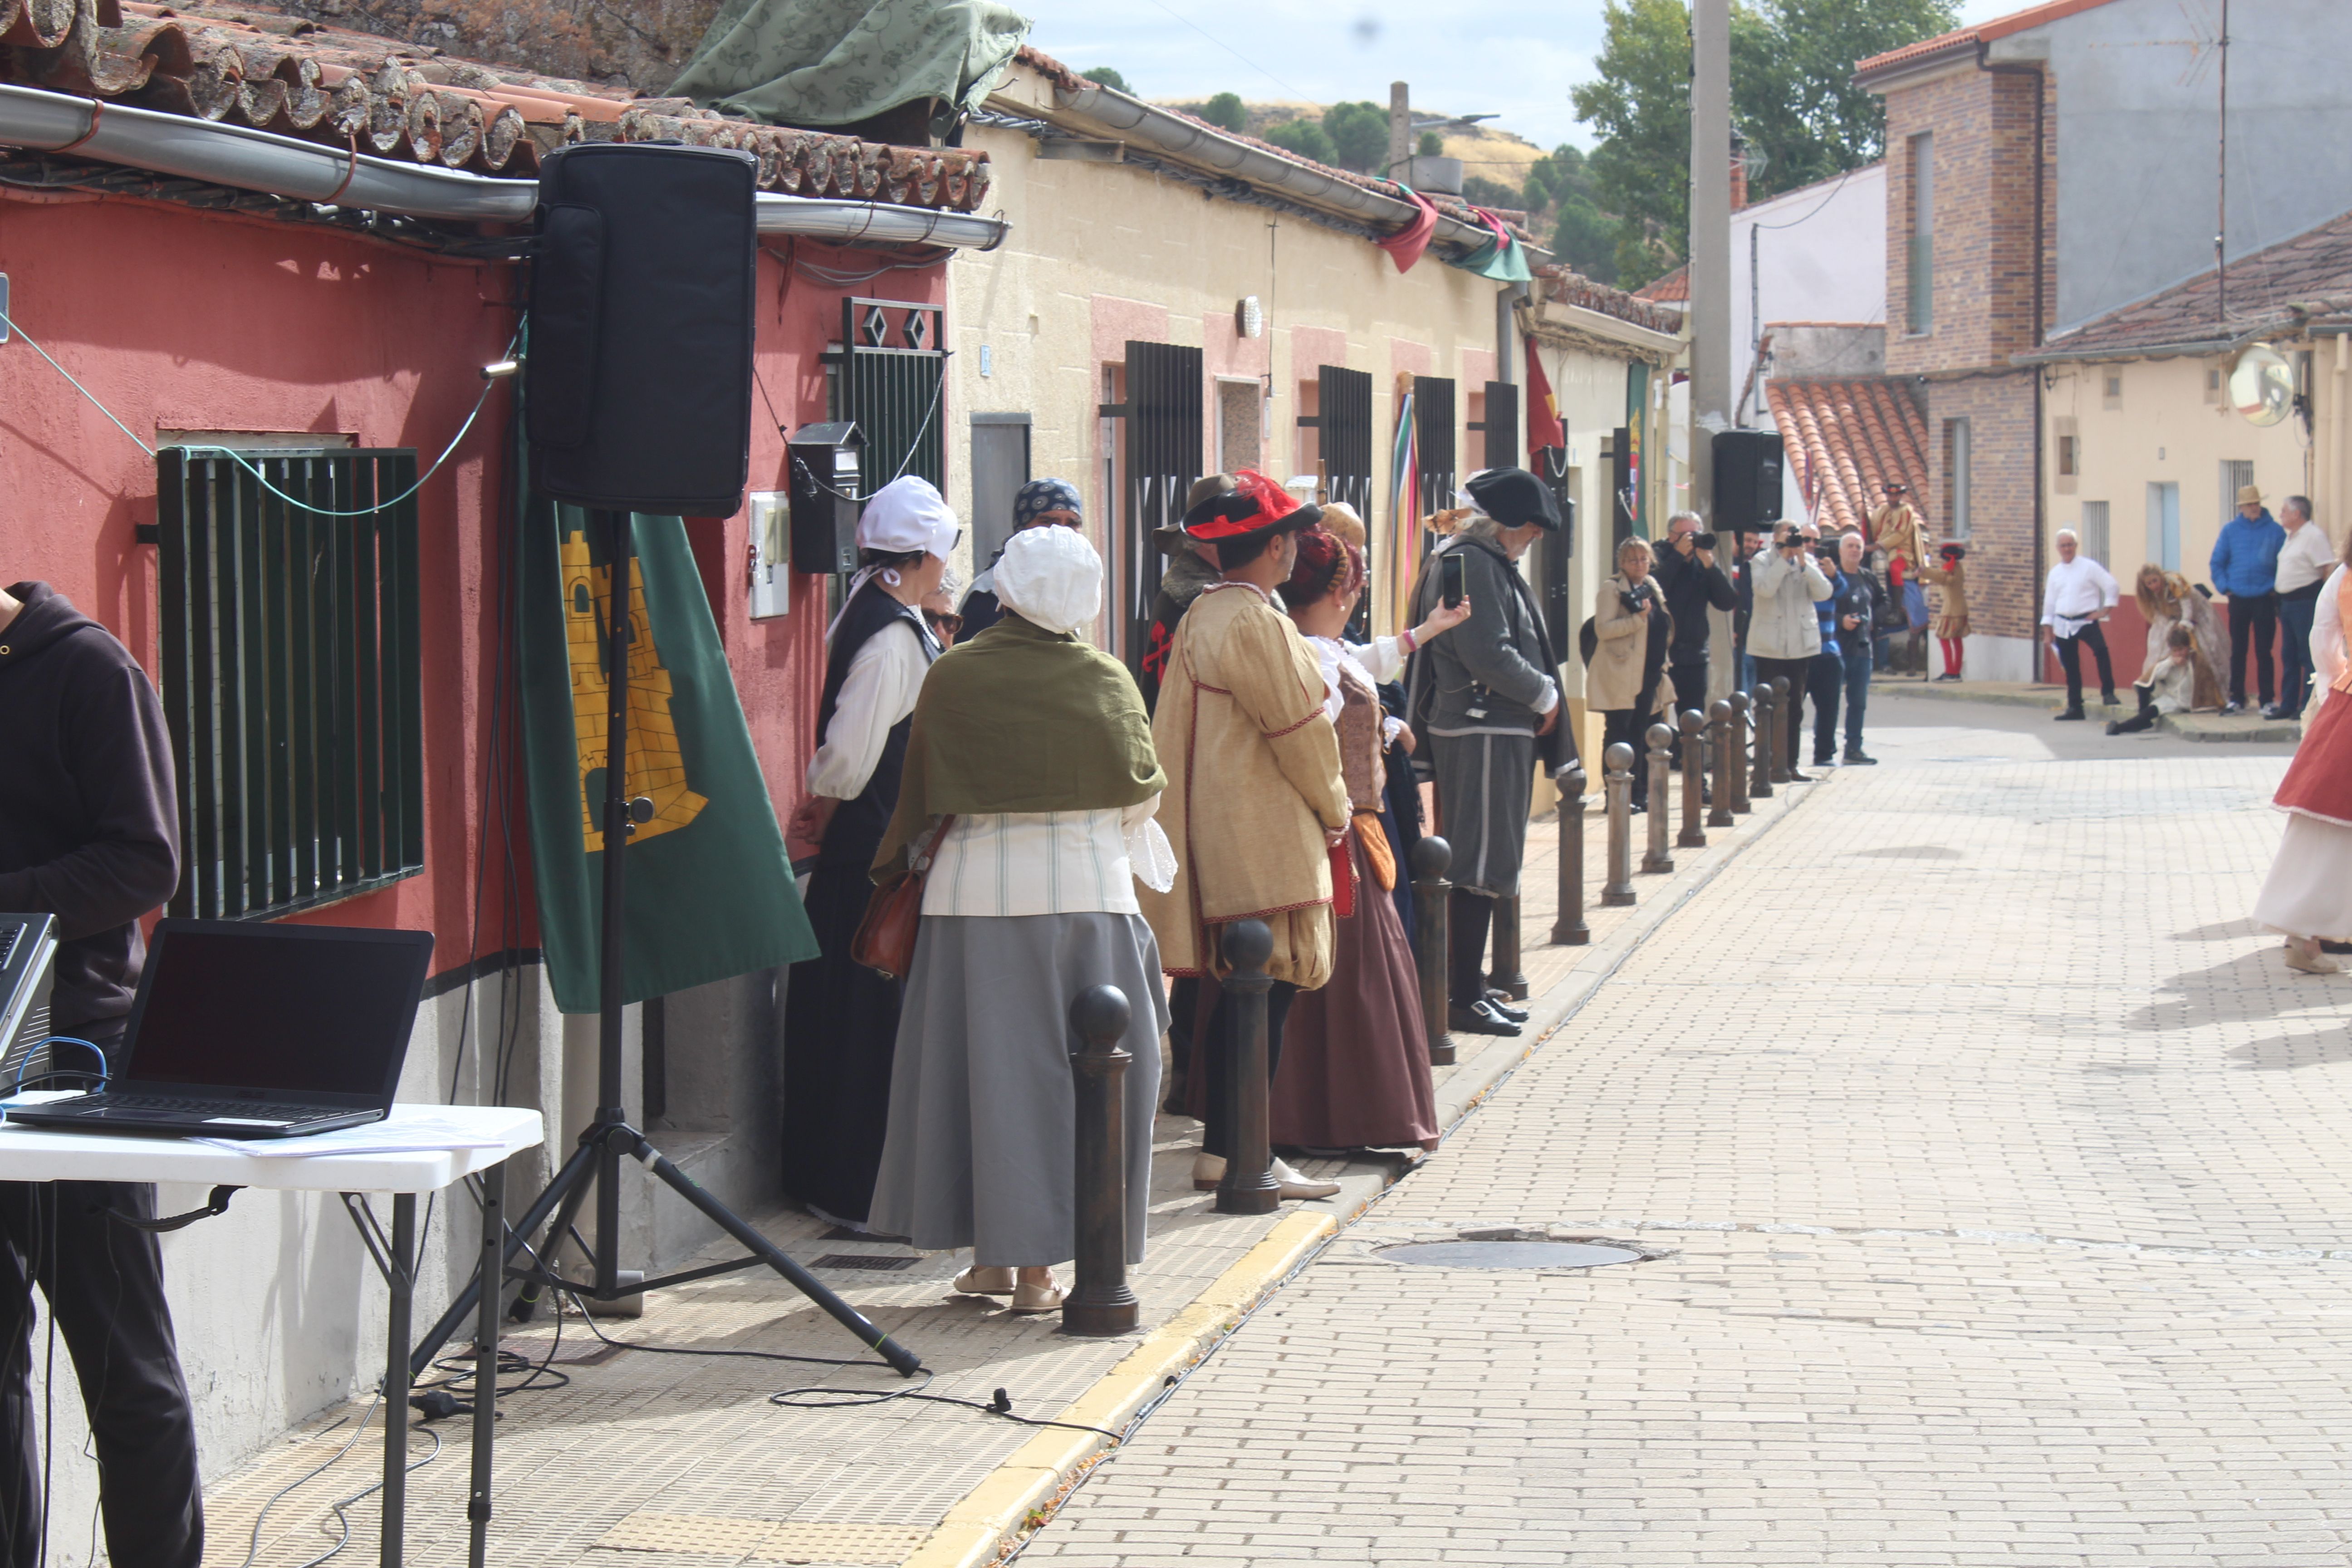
2216,0,2230,318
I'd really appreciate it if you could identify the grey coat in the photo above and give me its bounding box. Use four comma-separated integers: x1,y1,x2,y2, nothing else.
1406,535,1560,740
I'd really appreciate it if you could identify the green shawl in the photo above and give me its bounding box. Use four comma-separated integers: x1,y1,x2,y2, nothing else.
874,614,1166,879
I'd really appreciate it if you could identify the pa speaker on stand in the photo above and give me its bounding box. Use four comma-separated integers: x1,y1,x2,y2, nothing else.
1711,428,1785,535
412,142,921,1393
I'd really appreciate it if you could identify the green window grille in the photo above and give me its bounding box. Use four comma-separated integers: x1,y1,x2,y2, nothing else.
155,448,424,920
826,298,946,491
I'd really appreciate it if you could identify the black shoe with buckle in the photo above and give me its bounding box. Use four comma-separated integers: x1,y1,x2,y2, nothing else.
1482,990,1530,1023
1447,1000,1522,1037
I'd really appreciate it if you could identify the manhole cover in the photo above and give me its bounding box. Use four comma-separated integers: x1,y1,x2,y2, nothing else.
811,1253,917,1271
1376,1241,1642,1269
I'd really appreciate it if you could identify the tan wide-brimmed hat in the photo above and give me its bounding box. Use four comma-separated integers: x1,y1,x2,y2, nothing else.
2237,484,2265,506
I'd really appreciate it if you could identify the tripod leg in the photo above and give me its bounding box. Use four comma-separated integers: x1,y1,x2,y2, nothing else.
409,1136,600,1381
623,1132,923,1377
468,1158,503,1568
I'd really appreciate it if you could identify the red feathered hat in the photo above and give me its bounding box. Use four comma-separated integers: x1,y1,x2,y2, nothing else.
1182,470,1322,543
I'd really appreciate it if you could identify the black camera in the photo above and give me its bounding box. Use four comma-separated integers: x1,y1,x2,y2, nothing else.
1693,531,1718,552
1813,540,1839,564
1618,582,1653,615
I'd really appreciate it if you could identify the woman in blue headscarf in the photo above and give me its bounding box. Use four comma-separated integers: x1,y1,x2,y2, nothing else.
959,477,1083,639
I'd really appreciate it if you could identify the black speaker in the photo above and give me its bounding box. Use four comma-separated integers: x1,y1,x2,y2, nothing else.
1712,429,1785,530
527,143,760,516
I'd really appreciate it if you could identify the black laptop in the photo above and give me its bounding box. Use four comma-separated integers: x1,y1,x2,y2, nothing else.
7,919,433,1139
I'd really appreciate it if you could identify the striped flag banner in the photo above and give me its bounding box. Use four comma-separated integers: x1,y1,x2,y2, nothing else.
1387,383,1417,633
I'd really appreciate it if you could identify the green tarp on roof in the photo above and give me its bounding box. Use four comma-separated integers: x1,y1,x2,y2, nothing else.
669,0,1030,128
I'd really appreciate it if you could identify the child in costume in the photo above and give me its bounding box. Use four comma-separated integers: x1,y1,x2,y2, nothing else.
1916,540,1970,680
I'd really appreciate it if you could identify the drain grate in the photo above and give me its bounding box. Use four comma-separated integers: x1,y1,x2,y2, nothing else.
810,1253,918,1272
1377,1240,1642,1269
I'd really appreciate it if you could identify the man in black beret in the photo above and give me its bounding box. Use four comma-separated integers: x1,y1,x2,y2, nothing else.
1403,468,1562,1037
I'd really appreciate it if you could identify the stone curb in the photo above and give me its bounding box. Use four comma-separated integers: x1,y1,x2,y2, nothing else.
896,771,1830,1568
1870,677,2301,741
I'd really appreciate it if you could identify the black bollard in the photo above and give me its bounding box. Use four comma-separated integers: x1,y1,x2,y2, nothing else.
1707,701,1737,828
1642,723,1675,873
1678,710,1708,848
1214,921,1279,1216
1602,742,1636,906
1750,682,1775,800
1411,836,1455,1067
1551,764,1589,946
1727,692,1753,816
1489,894,1528,1002
1064,985,1138,1337
1769,676,1793,785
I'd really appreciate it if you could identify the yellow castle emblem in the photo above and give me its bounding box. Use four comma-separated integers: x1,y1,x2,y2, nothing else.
563,525,709,852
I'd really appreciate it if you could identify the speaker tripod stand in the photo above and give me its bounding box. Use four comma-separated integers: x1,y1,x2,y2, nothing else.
409,505,921,1384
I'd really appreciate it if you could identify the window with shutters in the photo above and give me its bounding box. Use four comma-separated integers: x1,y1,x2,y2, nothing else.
1414,376,1457,519
826,298,946,492
154,447,423,920
1101,341,1204,669
1310,365,1374,517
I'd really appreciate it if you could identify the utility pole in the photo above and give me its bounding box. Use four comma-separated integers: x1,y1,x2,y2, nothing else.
1687,0,1731,523
1388,82,1411,176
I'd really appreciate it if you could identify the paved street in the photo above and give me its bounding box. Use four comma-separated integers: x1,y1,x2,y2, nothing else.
1021,697,2348,1566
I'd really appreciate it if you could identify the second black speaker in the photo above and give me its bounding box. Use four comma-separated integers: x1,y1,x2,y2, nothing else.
1712,429,1785,531
527,142,760,517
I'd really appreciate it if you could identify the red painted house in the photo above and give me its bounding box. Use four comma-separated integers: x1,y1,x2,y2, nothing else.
0,0,997,1496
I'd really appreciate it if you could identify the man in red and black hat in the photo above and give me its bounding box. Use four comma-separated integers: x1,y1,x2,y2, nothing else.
1139,471,1350,1201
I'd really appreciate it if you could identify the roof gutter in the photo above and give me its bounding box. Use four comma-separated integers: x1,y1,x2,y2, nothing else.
0,83,1009,248
1048,78,1492,255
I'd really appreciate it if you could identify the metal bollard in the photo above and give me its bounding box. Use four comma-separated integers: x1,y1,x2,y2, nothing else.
1489,894,1528,1002
1707,701,1737,828
1602,742,1637,906
1213,921,1279,1216
1642,724,1675,872
1749,682,1775,800
1678,710,1708,849
1726,692,1753,816
1551,764,1589,946
1411,837,1455,1067
1065,984,1138,1337
1769,676,1793,785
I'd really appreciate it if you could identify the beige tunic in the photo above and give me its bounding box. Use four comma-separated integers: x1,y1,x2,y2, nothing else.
1139,583,1350,988
1917,560,1969,639
1870,502,1929,578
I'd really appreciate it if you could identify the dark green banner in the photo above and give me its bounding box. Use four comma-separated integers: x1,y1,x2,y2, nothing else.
519,500,818,1013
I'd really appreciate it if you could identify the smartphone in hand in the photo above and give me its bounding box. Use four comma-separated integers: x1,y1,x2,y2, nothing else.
1441,551,1466,609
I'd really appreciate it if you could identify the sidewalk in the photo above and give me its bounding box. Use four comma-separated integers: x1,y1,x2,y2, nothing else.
1872,674,2303,741
197,766,1821,1568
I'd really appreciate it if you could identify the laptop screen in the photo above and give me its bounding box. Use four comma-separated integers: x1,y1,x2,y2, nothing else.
126,924,432,1097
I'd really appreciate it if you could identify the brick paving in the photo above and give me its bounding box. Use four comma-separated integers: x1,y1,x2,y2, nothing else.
197,749,1799,1568
1019,725,2352,1565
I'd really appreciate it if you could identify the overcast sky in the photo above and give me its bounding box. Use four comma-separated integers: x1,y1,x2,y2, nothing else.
1022,0,2025,153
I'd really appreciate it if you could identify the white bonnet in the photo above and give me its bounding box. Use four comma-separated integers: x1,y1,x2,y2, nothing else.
856,476,962,561
994,525,1103,637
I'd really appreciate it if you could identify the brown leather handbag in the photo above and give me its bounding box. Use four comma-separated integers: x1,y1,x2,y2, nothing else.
851,816,953,981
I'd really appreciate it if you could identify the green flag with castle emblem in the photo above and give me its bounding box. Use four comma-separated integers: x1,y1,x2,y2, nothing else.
519,500,818,1013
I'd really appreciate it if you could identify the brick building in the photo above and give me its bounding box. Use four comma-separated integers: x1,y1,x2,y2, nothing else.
1857,0,2352,680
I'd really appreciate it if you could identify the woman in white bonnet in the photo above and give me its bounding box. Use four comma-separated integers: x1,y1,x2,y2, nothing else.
867,525,1171,1313
780,477,960,1230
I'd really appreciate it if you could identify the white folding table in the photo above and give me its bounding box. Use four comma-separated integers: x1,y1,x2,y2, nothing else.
0,1102,544,1568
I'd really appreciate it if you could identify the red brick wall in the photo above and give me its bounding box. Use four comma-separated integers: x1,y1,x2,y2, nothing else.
1926,374,2040,640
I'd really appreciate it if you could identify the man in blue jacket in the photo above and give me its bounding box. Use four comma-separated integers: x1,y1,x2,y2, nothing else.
2210,484,2286,714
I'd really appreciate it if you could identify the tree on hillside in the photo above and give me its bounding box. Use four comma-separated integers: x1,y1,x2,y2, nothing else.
1265,115,1338,164
1081,66,1132,94
1569,0,1958,287
1322,101,1389,173
1198,91,1247,132
1417,130,1445,157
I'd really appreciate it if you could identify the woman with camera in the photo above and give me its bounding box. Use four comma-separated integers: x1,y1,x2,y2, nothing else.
1590,536,1675,811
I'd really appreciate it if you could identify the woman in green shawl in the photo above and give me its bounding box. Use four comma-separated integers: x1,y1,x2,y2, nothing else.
867,526,1171,1315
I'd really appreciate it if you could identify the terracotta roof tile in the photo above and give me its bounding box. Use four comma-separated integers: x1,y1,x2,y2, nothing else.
2024,207,2352,360
1767,377,1930,538
1634,262,1687,302
1534,266,1684,337
1,0,991,210
1854,0,2125,81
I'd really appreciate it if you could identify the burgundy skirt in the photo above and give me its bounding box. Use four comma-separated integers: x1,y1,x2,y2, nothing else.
2277,688,2352,827
1268,830,1441,1152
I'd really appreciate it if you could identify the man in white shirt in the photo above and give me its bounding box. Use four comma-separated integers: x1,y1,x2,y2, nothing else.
2271,495,2334,719
2039,528,2120,720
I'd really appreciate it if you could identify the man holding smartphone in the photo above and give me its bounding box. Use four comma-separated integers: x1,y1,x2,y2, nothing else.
1404,469,1562,1037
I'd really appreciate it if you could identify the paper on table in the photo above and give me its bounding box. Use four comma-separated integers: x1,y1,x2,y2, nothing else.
191,1114,515,1157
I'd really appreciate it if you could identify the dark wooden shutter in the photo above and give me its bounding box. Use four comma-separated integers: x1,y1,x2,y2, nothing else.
1117,340,1203,671
1314,365,1374,516
1414,376,1456,519
1481,380,1519,471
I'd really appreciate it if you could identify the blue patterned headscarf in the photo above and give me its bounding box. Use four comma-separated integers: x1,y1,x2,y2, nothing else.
1014,477,1084,529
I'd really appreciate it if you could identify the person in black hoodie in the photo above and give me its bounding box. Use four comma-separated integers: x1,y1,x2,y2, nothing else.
1653,514,1740,753
0,580,202,1568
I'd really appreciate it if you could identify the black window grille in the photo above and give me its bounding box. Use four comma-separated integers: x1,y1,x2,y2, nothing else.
1311,365,1374,516
1414,376,1457,519
1102,340,1203,672
827,297,946,491
1474,379,1520,471
155,448,424,920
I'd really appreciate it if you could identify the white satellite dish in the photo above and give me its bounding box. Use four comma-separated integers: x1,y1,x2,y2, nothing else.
2229,344,2294,427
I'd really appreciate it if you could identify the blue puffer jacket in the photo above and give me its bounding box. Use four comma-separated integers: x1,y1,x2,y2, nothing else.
2210,509,2286,599
1814,570,1842,658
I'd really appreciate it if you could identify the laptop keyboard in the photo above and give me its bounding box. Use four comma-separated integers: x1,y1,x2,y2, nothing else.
58,1095,344,1124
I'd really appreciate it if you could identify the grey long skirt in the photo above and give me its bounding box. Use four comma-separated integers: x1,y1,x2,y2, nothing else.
1428,729,1539,896
868,912,1168,1267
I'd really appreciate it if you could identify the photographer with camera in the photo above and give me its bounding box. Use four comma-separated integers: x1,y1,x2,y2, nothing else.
1654,513,1740,745
1747,522,1834,779
1809,528,1884,767
1590,536,1674,811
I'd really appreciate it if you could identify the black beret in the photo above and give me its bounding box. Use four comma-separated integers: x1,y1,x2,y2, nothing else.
1464,467,1562,531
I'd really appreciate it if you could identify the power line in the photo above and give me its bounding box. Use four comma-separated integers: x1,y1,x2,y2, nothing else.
1133,0,1312,101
